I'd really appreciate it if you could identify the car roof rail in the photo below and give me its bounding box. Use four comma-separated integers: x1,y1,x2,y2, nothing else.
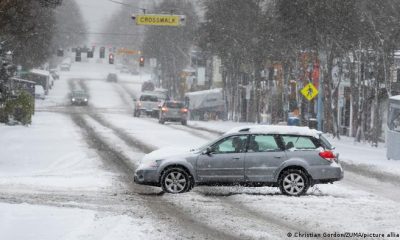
238,128,250,132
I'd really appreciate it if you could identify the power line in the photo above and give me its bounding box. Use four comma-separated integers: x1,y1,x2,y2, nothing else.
107,0,146,12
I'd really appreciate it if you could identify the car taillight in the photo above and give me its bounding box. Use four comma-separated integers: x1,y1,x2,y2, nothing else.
180,108,188,113
137,101,142,107
319,150,336,162
161,107,168,112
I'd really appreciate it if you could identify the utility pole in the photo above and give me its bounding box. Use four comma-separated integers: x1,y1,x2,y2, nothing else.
317,51,326,131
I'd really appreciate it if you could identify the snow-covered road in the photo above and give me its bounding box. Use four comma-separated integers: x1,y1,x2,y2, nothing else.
1,61,400,240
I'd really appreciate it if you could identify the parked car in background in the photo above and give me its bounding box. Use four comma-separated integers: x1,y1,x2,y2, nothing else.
159,101,188,125
34,85,45,100
134,125,343,196
106,73,118,82
60,63,70,71
70,90,89,106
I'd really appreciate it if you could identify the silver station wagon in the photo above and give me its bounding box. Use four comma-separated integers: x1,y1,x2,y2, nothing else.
134,125,344,196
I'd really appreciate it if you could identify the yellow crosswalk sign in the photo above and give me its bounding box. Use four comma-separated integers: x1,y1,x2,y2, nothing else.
301,83,319,101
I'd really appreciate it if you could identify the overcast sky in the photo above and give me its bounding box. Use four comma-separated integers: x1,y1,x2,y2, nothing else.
74,0,122,44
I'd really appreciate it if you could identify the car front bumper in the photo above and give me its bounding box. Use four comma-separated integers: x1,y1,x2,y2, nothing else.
134,168,160,186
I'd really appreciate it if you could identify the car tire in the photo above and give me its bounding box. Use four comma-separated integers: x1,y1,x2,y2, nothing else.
181,120,187,125
278,169,309,196
159,118,165,124
161,167,192,194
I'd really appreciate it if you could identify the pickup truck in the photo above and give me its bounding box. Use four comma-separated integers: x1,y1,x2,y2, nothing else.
133,92,167,118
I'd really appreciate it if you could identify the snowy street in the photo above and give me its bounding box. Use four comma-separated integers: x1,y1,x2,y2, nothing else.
0,61,399,240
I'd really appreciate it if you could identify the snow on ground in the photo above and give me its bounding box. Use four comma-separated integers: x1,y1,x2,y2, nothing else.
0,112,114,191
0,202,168,240
105,114,210,150
85,79,127,110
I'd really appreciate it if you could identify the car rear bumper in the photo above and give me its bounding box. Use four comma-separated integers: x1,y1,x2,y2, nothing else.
160,117,186,122
139,108,159,112
308,163,344,182
160,113,187,121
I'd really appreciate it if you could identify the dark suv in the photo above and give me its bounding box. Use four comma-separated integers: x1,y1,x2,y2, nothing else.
134,125,343,196
70,90,89,106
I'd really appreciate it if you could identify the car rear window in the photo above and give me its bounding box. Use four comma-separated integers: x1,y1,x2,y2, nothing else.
166,102,184,108
140,95,159,102
319,134,334,150
282,135,317,150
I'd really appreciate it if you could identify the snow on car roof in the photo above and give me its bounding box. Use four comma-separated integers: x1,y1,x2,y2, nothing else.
30,69,50,77
185,88,222,96
390,95,400,101
224,125,322,138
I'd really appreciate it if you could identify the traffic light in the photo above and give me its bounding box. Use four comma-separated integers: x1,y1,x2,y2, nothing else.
109,53,114,64
57,48,64,57
139,56,145,67
75,51,81,62
100,47,105,58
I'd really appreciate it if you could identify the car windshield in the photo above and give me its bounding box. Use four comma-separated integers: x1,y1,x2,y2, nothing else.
2,0,399,238
72,91,87,98
140,95,159,102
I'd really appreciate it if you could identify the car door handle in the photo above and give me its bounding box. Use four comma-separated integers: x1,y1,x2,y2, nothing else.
232,157,240,160
274,156,282,159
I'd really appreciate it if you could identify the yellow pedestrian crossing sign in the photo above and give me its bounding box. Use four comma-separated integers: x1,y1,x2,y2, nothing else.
301,83,319,101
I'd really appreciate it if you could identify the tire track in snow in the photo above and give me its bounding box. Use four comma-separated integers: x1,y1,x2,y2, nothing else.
78,80,305,239
91,78,340,238
68,80,241,240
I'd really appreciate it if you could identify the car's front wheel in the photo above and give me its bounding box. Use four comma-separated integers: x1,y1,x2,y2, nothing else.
161,168,192,194
278,169,309,196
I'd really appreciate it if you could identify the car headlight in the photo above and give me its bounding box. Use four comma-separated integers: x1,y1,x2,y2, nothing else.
84,98,88,101
141,159,162,169
72,98,75,101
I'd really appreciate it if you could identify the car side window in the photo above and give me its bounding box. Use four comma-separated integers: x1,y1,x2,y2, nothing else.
211,135,248,154
248,135,280,152
282,135,317,150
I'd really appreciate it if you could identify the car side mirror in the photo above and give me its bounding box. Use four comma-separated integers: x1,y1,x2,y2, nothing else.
203,147,213,155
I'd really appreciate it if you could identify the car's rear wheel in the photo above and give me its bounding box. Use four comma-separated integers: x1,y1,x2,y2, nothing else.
181,120,187,125
161,168,192,194
159,118,165,124
279,169,309,196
